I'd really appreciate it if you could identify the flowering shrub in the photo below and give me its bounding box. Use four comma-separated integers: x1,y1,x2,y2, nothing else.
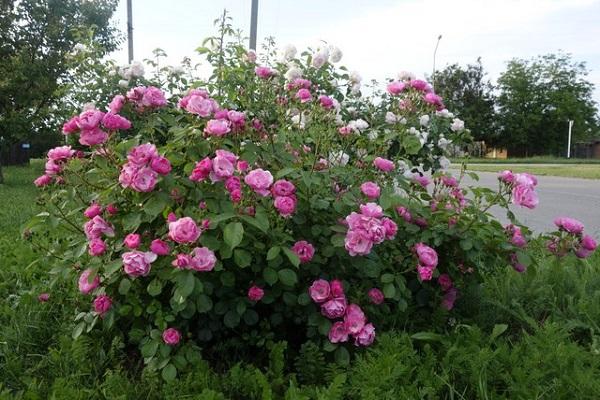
28,23,596,378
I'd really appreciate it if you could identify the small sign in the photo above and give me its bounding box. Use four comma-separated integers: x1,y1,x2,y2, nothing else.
21,143,30,149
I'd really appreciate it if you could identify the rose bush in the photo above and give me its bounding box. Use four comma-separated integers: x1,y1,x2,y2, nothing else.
28,23,596,379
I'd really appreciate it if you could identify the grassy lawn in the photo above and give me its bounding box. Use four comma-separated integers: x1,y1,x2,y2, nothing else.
452,156,600,165
454,163,600,179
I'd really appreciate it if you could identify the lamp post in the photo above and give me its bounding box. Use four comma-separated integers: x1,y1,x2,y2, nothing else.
127,0,133,63
249,0,259,50
432,34,442,91
567,119,574,158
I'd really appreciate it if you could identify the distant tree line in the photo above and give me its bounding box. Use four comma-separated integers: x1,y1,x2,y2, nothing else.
433,53,599,157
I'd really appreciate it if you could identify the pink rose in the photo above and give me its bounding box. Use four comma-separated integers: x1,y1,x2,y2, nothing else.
190,157,213,182
102,113,131,130
291,240,315,264
514,173,537,187
387,81,406,95
368,288,384,304
423,92,443,109
149,156,171,175
228,110,246,125
237,160,249,172
185,95,216,117
511,233,527,248
441,287,458,310
34,175,53,187
122,251,156,277
414,243,438,268
77,109,105,130
84,203,103,219
359,203,383,218
248,285,264,301
88,238,106,256
171,254,191,269
309,279,331,303
244,168,273,196
328,321,349,343
498,170,514,184
44,160,62,175
123,233,141,249
84,216,114,240
412,175,430,188
93,294,112,315
512,185,538,209
274,195,297,217
162,328,181,346
204,119,231,137
79,127,108,146
575,248,593,259
62,116,80,134
417,265,434,281
141,86,167,108
168,217,200,244
344,229,373,256
150,239,170,255
554,217,584,235
210,155,235,182
296,88,312,103
108,95,125,114
354,323,376,346
441,176,458,187
189,246,217,272
330,280,345,298
321,297,347,319
318,95,334,109
272,179,296,197
581,235,598,251
47,146,75,162
78,268,100,294
437,274,453,291
373,157,394,172
131,167,158,192
381,218,397,240
344,304,366,335
106,204,118,215
38,293,50,302
410,79,428,91
128,143,158,165
360,182,381,199
255,66,273,79
509,253,526,273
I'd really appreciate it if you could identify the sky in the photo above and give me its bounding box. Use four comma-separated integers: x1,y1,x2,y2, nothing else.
109,0,600,103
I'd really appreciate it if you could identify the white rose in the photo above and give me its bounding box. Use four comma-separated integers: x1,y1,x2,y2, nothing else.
312,49,328,69
451,118,464,132
130,61,145,77
118,79,130,88
349,71,362,84
385,112,397,124
438,156,451,170
73,43,86,53
285,67,302,81
419,115,430,127
397,71,416,81
367,131,378,141
328,46,343,63
281,44,297,61
119,66,132,80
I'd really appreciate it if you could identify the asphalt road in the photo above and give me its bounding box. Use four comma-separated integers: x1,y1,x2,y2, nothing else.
457,171,600,238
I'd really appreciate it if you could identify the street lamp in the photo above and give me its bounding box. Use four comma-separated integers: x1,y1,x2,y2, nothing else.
432,34,442,91
249,0,259,50
567,119,574,158
127,0,133,63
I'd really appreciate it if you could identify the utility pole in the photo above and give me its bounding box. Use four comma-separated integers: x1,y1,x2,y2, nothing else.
249,0,258,50
127,0,134,63
432,34,442,91
567,120,574,158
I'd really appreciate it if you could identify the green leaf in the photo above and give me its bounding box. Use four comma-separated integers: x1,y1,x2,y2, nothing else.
234,249,252,268
210,212,236,225
282,247,300,268
176,271,195,297
278,269,298,286
141,340,159,358
144,194,170,217
383,283,396,298
263,268,278,285
380,273,394,283
197,294,213,313
224,310,240,328
161,364,177,381
147,279,163,296
275,167,296,179
460,239,473,251
241,213,269,233
122,212,142,231
72,321,85,340
411,332,444,342
331,234,345,247
243,309,259,325
490,324,508,341
104,259,122,276
223,222,244,249
266,246,281,261
118,279,131,295
402,135,423,155
334,347,350,366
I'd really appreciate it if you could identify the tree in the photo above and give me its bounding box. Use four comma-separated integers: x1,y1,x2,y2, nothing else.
0,0,120,183
433,58,497,144
496,53,599,157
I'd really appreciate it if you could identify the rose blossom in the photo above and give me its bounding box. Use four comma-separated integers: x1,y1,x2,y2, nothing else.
102,113,131,130
171,254,191,269
88,238,106,256
168,217,200,244
248,285,264,301
554,217,584,235
38,293,50,302
84,216,114,239
414,243,438,268
84,203,103,219
441,287,458,310
188,246,217,272
381,218,397,240
77,109,104,130
290,240,314,263
141,86,167,108
328,321,349,343
47,146,75,162
396,206,412,222
296,88,312,103
162,328,181,345
150,156,171,175
78,268,100,294
354,323,376,346
122,251,157,277
79,127,108,146
498,170,514,184
150,239,170,255
387,81,406,95
359,203,383,218
108,95,125,114
321,297,347,319
512,185,538,209
360,182,381,199
318,95,334,109
272,179,296,197
34,175,53,187
437,274,453,291
344,304,366,335
244,168,273,196
309,279,331,303
368,288,384,304
344,229,373,256
417,265,434,281
330,280,344,298
130,167,158,192
274,195,297,217
255,66,273,79
189,157,213,182
373,157,394,172
93,294,112,315
204,119,231,137
62,116,80,134
412,175,430,188
581,235,598,251
123,233,141,249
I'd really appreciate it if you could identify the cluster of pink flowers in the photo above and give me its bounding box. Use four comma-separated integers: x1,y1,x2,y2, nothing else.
272,179,297,217
34,145,79,187
255,66,275,79
344,203,397,256
126,86,167,110
84,211,115,257
498,171,539,209
63,105,132,146
179,88,219,117
437,273,458,310
286,78,311,91
309,279,376,346
547,217,598,259
78,268,113,316
190,150,242,184
119,143,171,192
373,157,395,172
413,242,439,281
505,224,527,248
387,78,444,110
171,246,217,272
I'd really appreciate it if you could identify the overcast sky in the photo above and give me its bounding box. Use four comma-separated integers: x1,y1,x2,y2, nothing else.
110,0,600,103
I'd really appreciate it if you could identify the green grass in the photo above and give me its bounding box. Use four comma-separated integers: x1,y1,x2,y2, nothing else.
2,162,600,398
452,156,600,165
454,163,600,179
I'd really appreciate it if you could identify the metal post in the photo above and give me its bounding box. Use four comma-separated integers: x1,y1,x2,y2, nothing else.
249,0,258,50
127,0,134,63
432,35,442,91
567,120,574,158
